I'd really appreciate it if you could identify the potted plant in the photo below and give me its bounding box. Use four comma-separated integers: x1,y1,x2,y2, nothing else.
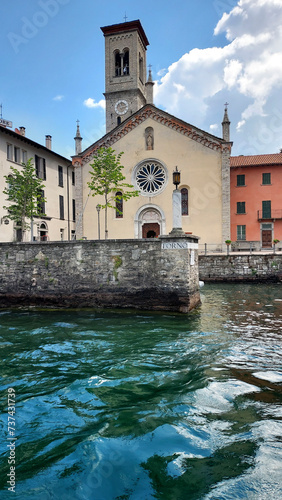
273,239,280,244
225,239,232,255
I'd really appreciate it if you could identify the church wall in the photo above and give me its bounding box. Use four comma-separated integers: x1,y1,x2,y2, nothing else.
81,118,224,244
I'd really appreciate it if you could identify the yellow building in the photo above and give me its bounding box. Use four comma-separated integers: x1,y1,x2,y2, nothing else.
73,20,232,244
0,124,75,242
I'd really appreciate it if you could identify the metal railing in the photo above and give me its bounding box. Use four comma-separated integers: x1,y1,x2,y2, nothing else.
257,209,282,220
199,242,281,255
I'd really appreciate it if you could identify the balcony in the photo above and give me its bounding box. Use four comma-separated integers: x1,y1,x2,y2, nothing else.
257,209,282,221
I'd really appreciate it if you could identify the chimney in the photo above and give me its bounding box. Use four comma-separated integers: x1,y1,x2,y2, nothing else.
45,135,52,150
19,127,26,136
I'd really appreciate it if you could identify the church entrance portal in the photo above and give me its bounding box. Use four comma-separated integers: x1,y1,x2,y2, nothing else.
142,223,160,238
138,208,163,239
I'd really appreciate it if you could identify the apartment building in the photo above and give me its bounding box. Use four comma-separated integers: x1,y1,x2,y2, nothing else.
230,153,282,248
0,124,75,242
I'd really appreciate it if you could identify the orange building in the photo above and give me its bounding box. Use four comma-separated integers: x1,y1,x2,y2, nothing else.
230,153,282,249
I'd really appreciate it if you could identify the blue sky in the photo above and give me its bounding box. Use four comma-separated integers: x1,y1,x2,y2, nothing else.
1,0,282,158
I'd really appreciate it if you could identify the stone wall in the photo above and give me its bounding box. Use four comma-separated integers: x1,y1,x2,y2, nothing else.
199,254,282,282
0,236,200,313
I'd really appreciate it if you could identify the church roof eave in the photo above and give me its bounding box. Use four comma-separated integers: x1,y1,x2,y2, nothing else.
72,104,231,166
101,20,149,47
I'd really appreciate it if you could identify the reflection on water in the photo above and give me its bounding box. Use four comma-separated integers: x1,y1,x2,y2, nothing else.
0,283,281,499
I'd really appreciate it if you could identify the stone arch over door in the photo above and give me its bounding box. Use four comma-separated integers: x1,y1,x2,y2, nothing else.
134,205,166,239
39,221,49,241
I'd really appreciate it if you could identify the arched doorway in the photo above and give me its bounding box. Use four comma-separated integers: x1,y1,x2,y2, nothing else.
39,222,49,241
139,208,163,239
142,223,160,238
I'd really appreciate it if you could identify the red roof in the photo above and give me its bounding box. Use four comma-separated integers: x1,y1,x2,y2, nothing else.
231,153,282,167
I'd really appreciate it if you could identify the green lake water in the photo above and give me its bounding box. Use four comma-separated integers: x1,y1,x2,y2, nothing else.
0,283,282,499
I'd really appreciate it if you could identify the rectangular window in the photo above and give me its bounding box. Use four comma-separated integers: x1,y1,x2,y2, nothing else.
237,225,246,240
22,150,27,163
71,230,76,240
237,201,246,214
262,173,271,185
60,228,64,241
37,189,45,215
7,143,13,160
14,147,21,163
72,199,76,222
35,155,46,180
59,195,64,220
262,200,271,219
58,165,63,187
72,170,75,185
237,174,245,186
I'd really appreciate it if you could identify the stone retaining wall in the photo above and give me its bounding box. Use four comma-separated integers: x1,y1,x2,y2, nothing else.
199,254,282,282
0,236,200,313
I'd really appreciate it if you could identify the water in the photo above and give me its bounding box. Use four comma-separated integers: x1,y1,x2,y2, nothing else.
0,283,282,500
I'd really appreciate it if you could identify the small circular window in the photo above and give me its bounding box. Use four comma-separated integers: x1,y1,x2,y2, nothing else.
135,161,167,195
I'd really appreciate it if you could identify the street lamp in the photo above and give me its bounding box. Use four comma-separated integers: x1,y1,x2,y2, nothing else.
96,204,101,240
169,165,184,236
173,166,181,189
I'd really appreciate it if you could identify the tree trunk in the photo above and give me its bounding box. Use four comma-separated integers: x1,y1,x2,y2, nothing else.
105,192,108,239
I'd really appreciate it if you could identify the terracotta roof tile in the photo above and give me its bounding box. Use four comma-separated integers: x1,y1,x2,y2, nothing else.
231,153,282,167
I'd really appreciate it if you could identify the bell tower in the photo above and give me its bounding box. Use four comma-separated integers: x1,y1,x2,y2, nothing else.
101,20,150,133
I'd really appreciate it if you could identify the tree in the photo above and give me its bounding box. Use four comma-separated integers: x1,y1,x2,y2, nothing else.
88,147,139,238
3,158,46,242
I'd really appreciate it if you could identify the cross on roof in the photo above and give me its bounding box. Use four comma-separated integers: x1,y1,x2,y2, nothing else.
124,13,128,22
224,102,229,108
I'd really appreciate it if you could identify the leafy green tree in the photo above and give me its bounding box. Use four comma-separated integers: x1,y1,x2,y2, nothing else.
3,158,46,241
88,147,139,238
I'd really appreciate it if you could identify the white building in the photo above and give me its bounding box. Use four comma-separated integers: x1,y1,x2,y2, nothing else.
0,124,76,242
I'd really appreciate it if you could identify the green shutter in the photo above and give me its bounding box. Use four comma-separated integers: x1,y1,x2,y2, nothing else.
262,173,271,185
237,174,245,186
262,200,271,218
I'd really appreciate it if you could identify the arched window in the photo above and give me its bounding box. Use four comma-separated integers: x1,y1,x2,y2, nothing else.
123,50,129,75
115,192,123,218
115,51,122,76
181,188,188,215
117,116,121,126
139,54,144,82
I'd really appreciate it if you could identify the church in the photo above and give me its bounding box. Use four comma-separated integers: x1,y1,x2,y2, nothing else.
72,20,232,244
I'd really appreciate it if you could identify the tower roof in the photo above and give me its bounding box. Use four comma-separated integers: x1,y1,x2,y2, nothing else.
222,103,230,125
101,20,149,47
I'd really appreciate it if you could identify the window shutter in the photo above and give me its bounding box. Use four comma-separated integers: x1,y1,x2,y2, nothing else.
59,195,64,220
43,158,46,180
262,200,271,219
35,155,39,177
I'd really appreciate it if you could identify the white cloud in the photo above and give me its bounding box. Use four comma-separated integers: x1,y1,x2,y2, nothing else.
210,124,219,131
154,0,282,154
84,98,105,110
53,95,64,101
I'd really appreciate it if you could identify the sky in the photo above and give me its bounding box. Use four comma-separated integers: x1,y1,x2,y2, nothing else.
1,0,282,159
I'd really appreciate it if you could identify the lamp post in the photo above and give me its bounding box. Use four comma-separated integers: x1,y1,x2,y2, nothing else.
173,166,180,190
169,166,184,236
96,204,101,240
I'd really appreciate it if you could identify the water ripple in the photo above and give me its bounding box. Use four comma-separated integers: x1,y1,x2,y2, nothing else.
0,284,281,499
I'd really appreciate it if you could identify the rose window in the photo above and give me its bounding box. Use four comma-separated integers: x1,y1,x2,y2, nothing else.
136,162,166,195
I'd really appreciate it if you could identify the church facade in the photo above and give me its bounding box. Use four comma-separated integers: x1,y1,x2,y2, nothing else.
73,20,232,244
